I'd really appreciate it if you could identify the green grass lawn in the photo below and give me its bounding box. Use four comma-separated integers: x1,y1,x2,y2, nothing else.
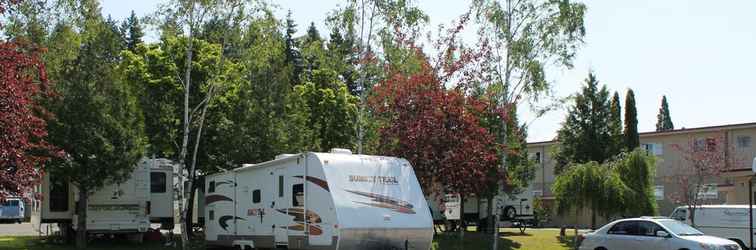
0,228,574,250
432,228,577,250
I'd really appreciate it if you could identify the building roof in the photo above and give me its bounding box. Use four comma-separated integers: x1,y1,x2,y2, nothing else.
639,121,756,138
528,121,756,146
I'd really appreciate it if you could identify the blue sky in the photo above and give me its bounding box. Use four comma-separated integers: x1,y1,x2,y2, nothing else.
101,0,756,142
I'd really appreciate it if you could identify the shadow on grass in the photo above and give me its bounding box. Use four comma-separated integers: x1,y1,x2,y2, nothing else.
0,236,206,250
556,235,577,249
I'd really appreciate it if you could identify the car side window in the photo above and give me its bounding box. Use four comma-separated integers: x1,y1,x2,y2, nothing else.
637,221,665,237
608,221,637,235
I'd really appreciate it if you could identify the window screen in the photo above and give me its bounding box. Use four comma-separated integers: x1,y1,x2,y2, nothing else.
208,181,215,193
278,176,284,197
150,172,167,193
253,190,261,203
292,184,304,207
50,178,68,212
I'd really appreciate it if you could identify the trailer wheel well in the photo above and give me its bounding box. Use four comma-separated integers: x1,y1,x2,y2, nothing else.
595,247,607,250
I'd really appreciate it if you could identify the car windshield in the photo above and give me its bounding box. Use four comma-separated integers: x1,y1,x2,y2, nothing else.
658,220,704,236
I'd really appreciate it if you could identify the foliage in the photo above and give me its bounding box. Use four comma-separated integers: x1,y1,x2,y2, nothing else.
43,6,147,248
609,149,657,216
45,1,146,201
553,73,617,174
669,135,744,226
0,40,56,198
472,0,587,105
552,161,626,229
369,59,501,198
292,70,359,151
120,10,144,51
655,95,674,131
608,91,623,155
623,89,639,150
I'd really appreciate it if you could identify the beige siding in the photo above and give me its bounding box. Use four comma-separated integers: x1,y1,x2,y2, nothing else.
528,123,756,228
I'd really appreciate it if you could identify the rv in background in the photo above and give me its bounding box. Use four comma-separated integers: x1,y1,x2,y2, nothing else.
204,149,434,250
671,205,756,248
31,158,175,239
0,197,25,223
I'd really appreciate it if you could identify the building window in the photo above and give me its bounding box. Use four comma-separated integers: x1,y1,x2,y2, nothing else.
278,176,284,197
642,143,663,156
737,136,752,148
252,189,261,204
533,152,542,163
50,178,68,212
654,186,664,201
292,184,304,207
150,172,167,193
706,138,717,152
208,181,215,193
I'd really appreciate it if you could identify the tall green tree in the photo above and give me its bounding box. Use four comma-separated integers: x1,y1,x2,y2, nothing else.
284,10,304,85
656,95,674,131
45,7,147,248
292,69,359,151
120,10,144,51
553,73,614,174
624,89,639,150
611,148,657,217
608,91,623,154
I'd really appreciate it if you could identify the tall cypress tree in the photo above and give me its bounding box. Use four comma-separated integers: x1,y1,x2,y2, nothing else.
608,91,623,155
656,95,674,131
624,89,640,150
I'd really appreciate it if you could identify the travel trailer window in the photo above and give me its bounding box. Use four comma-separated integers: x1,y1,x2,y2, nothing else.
150,172,167,193
209,210,214,221
208,181,215,193
253,189,261,203
292,184,304,207
50,178,68,212
278,176,284,197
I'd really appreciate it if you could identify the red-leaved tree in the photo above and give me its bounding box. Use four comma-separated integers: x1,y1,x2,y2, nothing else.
0,0,56,198
669,135,744,226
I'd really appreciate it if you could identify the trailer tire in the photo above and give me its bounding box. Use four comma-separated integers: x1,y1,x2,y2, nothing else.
503,206,517,220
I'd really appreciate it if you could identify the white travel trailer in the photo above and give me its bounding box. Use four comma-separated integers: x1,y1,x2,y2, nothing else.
204,149,434,250
671,205,756,248
32,158,175,237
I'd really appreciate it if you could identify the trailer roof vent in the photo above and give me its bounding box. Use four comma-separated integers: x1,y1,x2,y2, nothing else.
330,148,353,155
275,154,297,160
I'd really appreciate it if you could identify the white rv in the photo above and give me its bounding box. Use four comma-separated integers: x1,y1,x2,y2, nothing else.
204,150,434,250
671,205,756,248
32,158,175,237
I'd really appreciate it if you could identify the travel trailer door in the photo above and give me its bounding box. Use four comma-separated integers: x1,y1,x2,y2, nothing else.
273,168,288,245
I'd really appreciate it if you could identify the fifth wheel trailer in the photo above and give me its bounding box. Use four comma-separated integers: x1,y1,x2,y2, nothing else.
204,149,434,250
31,158,175,237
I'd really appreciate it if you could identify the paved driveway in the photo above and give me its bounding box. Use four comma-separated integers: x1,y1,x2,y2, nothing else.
0,222,44,236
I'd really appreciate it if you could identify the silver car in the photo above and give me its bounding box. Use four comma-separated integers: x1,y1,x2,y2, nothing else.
578,217,741,250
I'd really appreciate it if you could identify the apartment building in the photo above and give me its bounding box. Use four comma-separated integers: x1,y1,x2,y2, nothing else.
528,122,756,228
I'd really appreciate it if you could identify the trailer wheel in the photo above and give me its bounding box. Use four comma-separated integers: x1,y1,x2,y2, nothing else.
503,206,517,220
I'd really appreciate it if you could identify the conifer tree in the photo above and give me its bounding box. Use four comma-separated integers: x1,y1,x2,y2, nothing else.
624,89,640,150
554,73,614,173
608,91,623,155
120,11,144,51
656,95,674,131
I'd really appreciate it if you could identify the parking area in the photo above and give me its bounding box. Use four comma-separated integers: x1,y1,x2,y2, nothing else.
0,222,39,236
